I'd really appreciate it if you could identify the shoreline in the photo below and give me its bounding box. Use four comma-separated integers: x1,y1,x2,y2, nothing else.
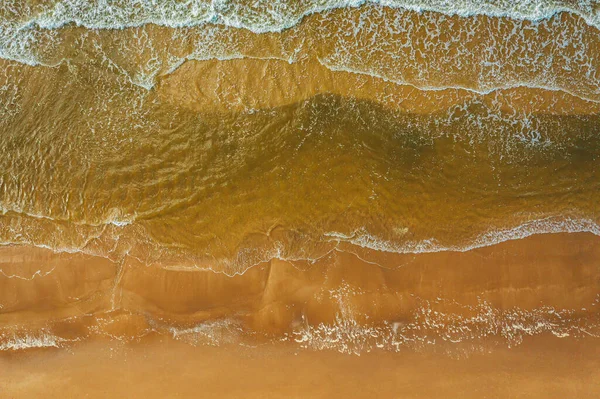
2,329,600,398
1,231,599,349
4,7,600,109
1,2,599,396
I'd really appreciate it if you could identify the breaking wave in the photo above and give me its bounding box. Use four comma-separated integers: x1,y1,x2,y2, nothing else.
2,0,600,32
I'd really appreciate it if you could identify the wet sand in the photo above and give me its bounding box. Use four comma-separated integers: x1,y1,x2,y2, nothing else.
1,232,599,399
2,232,599,332
2,335,600,399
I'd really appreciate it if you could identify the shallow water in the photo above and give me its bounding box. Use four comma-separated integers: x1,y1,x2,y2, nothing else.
0,3,599,394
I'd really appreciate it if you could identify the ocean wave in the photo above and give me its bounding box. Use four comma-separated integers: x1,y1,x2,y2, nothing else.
1,1,599,102
0,205,135,228
325,216,600,254
0,215,597,277
2,0,600,33
317,57,600,104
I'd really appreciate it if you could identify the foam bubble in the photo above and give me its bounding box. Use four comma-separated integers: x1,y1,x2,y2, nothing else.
325,216,600,254
0,330,66,351
2,1,600,33
292,294,600,355
169,319,243,346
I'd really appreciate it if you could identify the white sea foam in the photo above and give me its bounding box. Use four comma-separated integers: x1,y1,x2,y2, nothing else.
0,330,66,351
325,216,600,255
0,204,135,227
2,0,600,33
1,1,598,100
0,215,597,278
292,290,599,355
169,319,242,346
318,57,600,104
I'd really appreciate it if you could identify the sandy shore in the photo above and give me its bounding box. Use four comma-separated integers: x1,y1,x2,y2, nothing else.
1,232,599,397
1,326,599,398
2,232,599,331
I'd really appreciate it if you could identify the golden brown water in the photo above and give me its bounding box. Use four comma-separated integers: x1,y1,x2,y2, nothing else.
1,1,600,397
